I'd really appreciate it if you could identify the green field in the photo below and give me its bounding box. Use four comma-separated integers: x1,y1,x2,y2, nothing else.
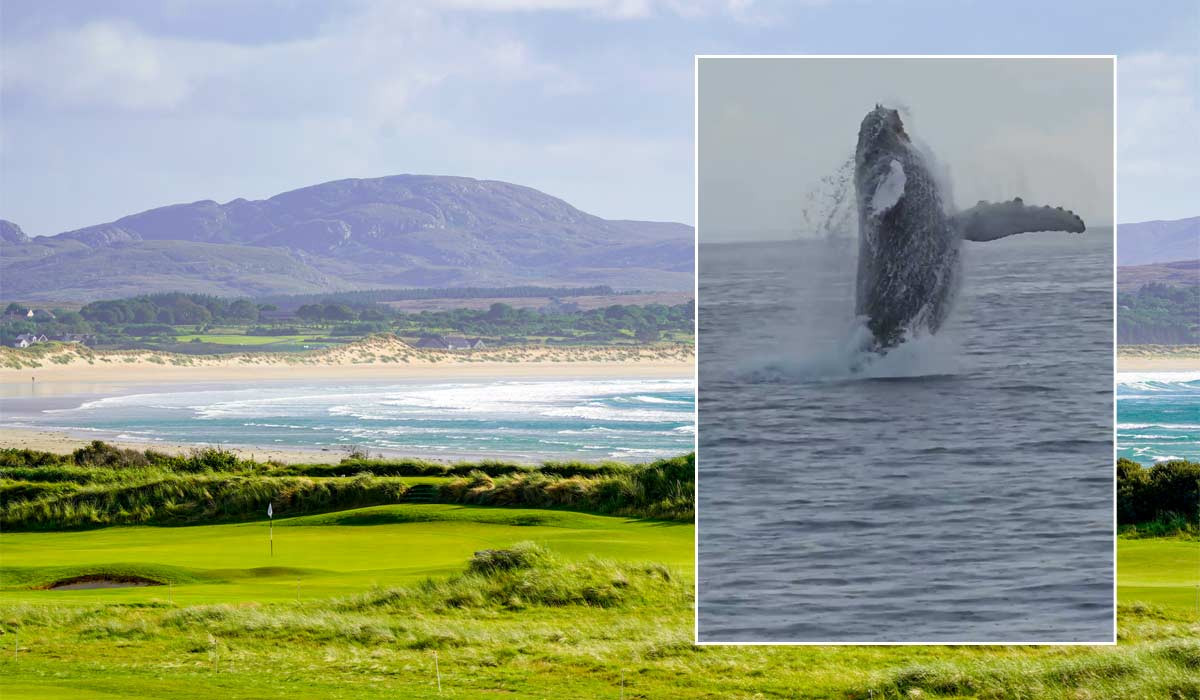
1,507,1197,699
174,334,315,345
1,505,691,604
1119,537,1200,609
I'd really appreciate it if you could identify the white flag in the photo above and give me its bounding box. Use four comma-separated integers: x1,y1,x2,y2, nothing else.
267,502,273,518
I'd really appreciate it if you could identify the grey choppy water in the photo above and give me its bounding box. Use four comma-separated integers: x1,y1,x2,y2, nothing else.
697,231,1113,642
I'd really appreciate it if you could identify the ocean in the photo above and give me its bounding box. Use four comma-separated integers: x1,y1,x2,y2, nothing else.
697,231,1114,642
5,378,695,463
1117,371,1200,464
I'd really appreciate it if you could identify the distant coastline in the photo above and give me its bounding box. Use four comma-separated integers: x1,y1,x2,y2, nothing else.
0,337,695,464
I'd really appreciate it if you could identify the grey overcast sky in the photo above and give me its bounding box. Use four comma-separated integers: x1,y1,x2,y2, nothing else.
698,57,1114,242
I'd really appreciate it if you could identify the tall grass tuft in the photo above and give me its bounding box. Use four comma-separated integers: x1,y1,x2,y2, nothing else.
344,543,685,613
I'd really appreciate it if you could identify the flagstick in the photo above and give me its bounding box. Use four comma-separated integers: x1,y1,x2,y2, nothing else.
270,518,274,558
433,651,442,694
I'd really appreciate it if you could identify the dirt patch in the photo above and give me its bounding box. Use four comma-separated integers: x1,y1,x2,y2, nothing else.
43,574,163,590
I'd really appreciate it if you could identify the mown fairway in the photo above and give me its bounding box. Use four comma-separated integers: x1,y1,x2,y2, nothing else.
1,505,693,604
1,508,1197,699
1119,537,1200,610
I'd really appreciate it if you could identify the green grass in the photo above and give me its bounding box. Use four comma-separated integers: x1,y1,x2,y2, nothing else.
0,504,692,604
1119,537,1200,610
2,444,695,529
0,507,1196,698
174,334,313,345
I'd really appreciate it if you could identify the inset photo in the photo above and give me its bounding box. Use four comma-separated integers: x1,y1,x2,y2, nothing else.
696,56,1115,644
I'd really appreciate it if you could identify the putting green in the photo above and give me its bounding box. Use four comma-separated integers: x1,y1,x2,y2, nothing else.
1117,537,1200,611
0,504,693,605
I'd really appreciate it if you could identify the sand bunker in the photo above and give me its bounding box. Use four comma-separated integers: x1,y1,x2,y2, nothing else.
45,575,163,590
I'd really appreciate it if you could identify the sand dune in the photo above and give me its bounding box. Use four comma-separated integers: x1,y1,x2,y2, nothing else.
1,336,694,387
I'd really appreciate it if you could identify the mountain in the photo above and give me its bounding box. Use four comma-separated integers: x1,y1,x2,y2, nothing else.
0,220,29,244
1117,216,1199,266
1,175,694,301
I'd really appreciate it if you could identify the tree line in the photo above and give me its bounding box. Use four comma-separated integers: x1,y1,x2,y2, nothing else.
1117,282,1199,345
257,285,622,307
2,292,693,347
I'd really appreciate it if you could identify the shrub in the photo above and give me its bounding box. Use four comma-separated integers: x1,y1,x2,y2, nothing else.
1118,457,1200,529
1,442,695,528
72,441,151,468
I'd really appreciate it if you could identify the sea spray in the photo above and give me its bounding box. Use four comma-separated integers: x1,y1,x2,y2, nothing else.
735,319,963,385
797,155,857,242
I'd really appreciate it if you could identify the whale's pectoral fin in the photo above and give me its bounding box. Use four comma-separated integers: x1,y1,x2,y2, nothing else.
951,198,1086,242
869,159,907,216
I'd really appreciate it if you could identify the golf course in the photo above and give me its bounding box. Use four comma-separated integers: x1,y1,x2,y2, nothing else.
1,512,1198,697
1,445,1198,698
0,504,693,604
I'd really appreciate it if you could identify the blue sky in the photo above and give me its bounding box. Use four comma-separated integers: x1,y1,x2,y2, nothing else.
2,0,1196,235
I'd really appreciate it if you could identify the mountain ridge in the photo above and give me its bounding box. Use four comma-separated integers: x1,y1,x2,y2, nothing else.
1116,216,1199,266
1,175,694,301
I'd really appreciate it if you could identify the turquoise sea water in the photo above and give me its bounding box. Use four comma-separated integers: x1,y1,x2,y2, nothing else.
7,378,695,462
1117,370,1200,464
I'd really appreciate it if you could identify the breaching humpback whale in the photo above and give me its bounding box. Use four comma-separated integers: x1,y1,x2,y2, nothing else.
853,105,1085,353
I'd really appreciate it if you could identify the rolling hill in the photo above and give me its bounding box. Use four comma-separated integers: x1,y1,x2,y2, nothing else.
1117,216,1199,266
1117,259,1200,292
0,175,694,301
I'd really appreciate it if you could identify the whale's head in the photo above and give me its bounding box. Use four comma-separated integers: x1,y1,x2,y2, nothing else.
856,105,910,167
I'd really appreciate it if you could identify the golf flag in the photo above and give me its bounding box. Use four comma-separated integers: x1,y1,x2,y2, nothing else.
267,502,273,518
268,501,274,557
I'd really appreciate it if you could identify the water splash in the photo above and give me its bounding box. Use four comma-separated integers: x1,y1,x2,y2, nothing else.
797,155,856,241
737,317,963,385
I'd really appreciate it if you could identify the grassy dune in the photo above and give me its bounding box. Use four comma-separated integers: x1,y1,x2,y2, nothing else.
1,446,696,529
0,334,694,372
1,505,1198,698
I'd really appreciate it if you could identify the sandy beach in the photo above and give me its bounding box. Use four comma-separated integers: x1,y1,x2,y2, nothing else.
1116,353,1200,372
1,337,693,393
1,358,692,390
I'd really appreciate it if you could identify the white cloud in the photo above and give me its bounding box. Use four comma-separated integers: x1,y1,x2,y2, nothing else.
2,21,201,110
1118,52,1199,178
0,1,699,232
1116,51,1199,221
435,0,650,17
427,0,772,21
0,4,570,118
